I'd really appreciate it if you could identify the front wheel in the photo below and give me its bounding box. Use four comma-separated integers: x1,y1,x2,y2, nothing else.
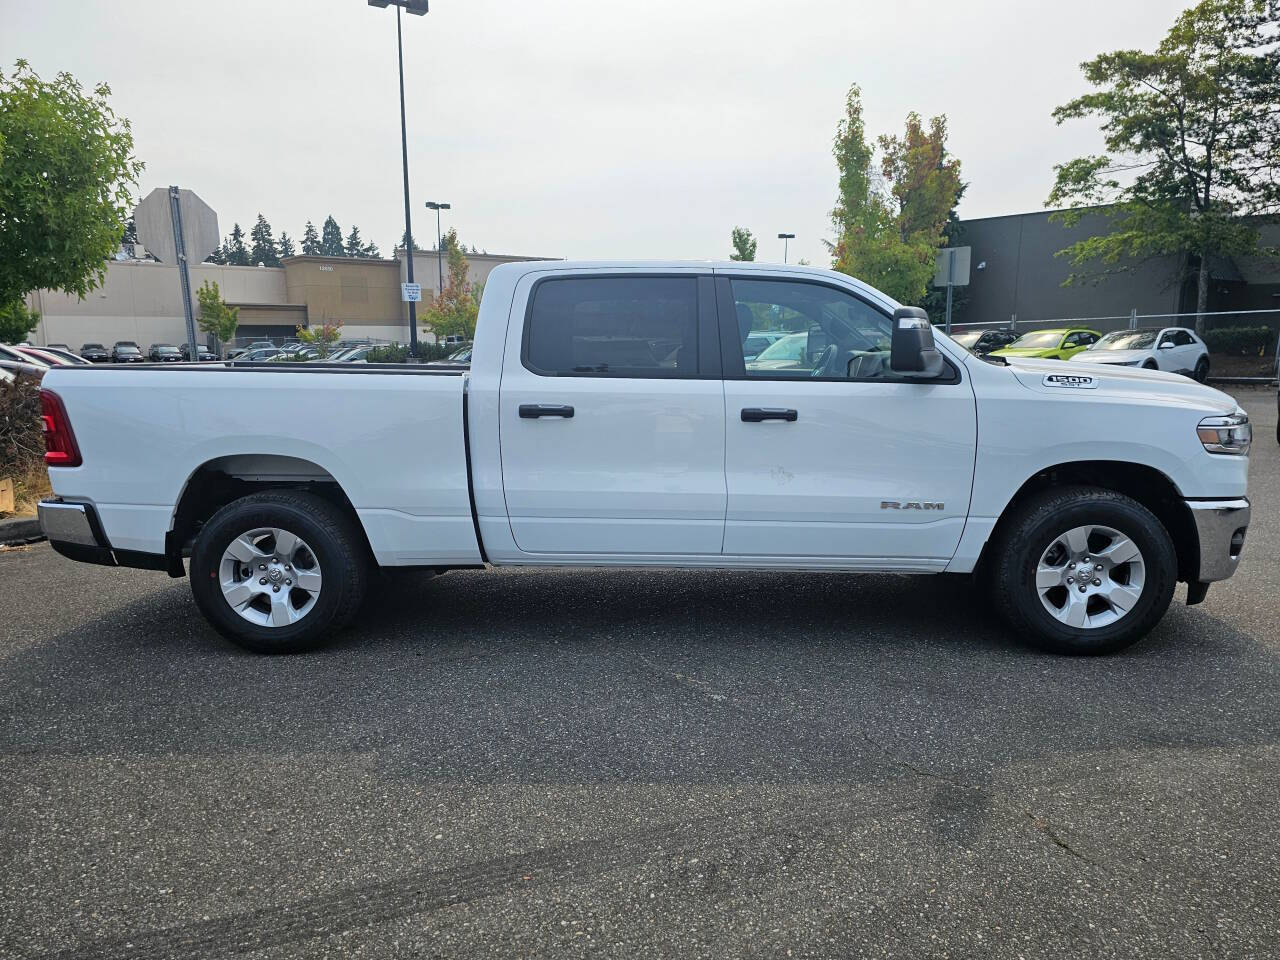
992,486,1177,655
190,491,368,654
1193,356,1209,382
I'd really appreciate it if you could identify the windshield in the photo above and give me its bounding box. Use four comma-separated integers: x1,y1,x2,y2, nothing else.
1009,331,1064,349
1094,329,1159,350
155,346,178,354
446,345,472,361
950,331,982,348
83,344,104,350
116,346,140,354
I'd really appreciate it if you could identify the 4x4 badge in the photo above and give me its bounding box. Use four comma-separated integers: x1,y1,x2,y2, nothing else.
1043,373,1096,389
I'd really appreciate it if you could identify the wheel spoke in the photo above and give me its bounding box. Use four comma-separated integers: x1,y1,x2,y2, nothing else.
1063,526,1091,556
1103,584,1142,612
1062,594,1089,628
225,535,266,564
1036,564,1063,590
1099,535,1140,566
269,591,297,627
293,568,322,593
273,529,299,559
222,582,257,610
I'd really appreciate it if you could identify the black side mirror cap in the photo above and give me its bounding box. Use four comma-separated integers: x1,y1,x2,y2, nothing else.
890,306,945,377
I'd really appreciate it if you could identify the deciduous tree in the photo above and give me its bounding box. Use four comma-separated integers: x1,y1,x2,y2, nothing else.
296,322,341,357
1047,0,1280,334
0,61,143,317
420,228,479,341
729,227,757,261
196,280,239,345
0,300,39,344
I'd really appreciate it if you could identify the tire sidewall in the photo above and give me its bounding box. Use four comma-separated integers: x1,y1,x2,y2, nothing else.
190,496,352,653
1003,495,1176,654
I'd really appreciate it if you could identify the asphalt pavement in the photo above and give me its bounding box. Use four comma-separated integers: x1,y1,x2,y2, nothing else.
1,387,1276,959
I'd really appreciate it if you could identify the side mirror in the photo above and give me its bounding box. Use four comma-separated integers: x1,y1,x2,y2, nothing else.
1158,340,1175,349
890,307,946,378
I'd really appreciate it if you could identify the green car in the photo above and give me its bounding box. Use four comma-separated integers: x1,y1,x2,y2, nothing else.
989,327,1102,361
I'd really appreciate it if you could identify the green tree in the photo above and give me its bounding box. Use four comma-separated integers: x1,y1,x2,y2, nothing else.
296,322,341,357
249,213,280,267
421,228,479,341
301,220,321,256
224,223,250,266
320,216,344,256
362,239,381,258
401,230,424,253
0,61,143,319
829,84,963,305
195,280,239,345
729,226,757,261
277,231,296,259
0,300,39,344
1047,0,1280,335
344,225,366,258
920,178,970,325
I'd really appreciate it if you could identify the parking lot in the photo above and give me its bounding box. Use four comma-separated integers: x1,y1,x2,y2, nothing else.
0,386,1275,959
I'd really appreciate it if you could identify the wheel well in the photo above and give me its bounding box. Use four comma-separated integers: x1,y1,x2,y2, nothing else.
170,456,373,568
982,461,1198,582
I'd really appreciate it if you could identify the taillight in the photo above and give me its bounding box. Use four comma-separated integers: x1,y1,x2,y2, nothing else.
41,389,82,467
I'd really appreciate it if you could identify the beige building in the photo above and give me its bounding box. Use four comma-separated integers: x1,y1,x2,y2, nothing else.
24,248,555,350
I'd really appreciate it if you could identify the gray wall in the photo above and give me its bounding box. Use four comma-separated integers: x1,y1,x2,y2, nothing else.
954,210,1184,328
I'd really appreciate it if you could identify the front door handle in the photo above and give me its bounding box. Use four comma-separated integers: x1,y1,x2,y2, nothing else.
519,403,575,419
741,407,798,422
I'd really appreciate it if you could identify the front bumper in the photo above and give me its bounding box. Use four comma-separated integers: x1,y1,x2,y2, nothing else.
1187,497,1250,582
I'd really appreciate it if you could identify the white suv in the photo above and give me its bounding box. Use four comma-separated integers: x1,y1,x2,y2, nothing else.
1072,326,1210,381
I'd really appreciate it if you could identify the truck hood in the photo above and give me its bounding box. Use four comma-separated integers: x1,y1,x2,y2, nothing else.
1002,356,1238,415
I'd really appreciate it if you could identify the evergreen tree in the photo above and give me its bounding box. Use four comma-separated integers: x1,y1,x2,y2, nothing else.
205,243,225,264
401,230,424,253
362,240,381,258
277,231,296,259
249,213,280,267
320,215,344,256
301,220,321,256
224,223,250,266
344,224,365,258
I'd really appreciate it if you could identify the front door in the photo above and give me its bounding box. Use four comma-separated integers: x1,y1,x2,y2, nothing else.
499,272,727,557
718,275,977,565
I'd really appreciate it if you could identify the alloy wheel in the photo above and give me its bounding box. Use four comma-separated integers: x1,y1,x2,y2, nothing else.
1035,524,1146,629
218,527,323,627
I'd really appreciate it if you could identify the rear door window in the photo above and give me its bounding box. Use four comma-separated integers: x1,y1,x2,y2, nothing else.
524,276,698,378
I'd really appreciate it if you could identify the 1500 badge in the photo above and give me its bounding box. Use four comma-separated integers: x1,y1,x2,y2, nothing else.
1043,373,1097,389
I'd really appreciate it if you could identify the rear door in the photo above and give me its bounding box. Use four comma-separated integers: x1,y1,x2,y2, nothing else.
498,270,727,557
718,273,976,565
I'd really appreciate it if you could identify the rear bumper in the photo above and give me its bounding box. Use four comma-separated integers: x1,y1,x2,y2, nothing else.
1187,497,1250,582
38,498,169,572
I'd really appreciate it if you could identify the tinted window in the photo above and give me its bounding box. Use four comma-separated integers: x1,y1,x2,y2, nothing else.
731,279,900,381
1171,330,1195,346
525,276,698,377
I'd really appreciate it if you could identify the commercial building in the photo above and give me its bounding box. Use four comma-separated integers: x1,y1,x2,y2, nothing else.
23,248,554,350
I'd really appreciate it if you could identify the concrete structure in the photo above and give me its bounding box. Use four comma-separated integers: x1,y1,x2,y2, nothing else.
954,209,1280,332
24,248,556,350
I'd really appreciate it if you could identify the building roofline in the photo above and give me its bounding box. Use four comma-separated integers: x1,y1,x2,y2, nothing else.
280,254,400,266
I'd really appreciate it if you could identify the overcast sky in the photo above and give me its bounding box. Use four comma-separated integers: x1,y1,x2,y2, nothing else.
3,0,1188,266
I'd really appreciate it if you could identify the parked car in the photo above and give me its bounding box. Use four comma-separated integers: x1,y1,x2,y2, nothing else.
989,327,1102,361
14,345,78,366
233,347,283,363
425,344,473,367
179,343,218,362
745,332,809,372
741,331,788,362
111,341,145,363
37,261,1252,659
32,346,90,366
0,343,49,376
79,343,110,362
949,328,1022,356
1071,326,1210,381
47,342,71,352
148,343,183,362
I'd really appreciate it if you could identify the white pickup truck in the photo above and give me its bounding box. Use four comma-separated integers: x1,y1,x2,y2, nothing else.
38,261,1252,655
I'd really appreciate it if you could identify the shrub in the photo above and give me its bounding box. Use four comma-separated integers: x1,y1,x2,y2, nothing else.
1201,325,1275,356
1,373,45,491
366,342,455,363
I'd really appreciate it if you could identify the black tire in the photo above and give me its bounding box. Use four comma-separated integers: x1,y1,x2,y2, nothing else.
190,491,367,654
991,486,1177,655
1143,360,1158,370
1193,356,1209,382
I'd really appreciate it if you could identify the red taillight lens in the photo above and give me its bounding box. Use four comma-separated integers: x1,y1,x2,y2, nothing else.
41,389,82,467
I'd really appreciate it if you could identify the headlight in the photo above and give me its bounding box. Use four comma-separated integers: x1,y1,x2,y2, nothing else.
1197,412,1252,455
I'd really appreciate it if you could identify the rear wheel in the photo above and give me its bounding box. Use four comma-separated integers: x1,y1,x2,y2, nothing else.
1193,356,1209,382
992,486,1176,655
190,491,367,654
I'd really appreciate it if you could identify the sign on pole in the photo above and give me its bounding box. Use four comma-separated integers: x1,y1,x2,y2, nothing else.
401,282,422,302
932,246,972,334
133,187,220,359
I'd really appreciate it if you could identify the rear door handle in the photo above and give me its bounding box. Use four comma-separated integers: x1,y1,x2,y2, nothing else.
741,407,798,422
519,403,575,419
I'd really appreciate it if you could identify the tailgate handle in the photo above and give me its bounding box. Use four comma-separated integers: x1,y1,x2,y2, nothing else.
519,404,575,419
741,407,798,422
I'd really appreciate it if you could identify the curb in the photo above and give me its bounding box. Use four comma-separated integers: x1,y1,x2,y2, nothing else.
0,516,44,547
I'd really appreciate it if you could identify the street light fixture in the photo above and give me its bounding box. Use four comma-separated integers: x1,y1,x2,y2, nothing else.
425,201,451,295
367,0,429,355
778,233,795,264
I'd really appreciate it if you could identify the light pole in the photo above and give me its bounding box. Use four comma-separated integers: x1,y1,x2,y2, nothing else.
425,201,451,295
368,0,428,355
778,233,795,264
